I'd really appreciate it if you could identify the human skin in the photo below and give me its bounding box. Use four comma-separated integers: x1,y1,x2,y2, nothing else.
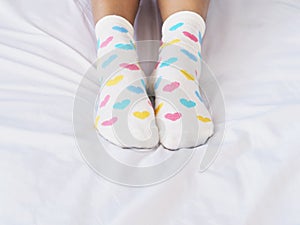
158,0,210,21
91,0,210,24
91,0,140,25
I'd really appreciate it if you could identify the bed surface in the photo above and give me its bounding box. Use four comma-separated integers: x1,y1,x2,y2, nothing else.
0,0,300,224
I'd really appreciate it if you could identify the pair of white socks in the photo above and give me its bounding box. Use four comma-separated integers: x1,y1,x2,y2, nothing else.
94,11,214,150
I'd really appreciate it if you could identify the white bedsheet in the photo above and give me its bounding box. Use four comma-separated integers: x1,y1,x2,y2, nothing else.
0,0,300,224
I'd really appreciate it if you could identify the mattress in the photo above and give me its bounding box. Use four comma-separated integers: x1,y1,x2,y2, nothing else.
0,0,300,224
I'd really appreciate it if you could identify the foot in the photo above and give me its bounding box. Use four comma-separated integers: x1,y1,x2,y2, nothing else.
153,11,214,150
94,15,159,148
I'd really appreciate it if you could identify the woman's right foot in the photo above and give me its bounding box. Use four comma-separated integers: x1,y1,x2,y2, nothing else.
94,15,159,149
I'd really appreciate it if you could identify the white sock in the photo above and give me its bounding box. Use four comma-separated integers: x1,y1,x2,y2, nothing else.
94,15,159,148
153,11,214,149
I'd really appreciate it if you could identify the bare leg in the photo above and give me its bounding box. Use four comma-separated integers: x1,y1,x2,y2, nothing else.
91,0,140,25
158,0,210,21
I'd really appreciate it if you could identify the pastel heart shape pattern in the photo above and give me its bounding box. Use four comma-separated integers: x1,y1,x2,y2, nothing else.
96,38,101,49
100,94,110,108
106,75,124,86
115,43,135,50
163,81,180,92
164,112,182,121
155,102,164,115
133,111,150,119
127,85,144,94
195,90,203,102
101,117,118,126
183,31,198,42
154,76,162,90
198,31,203,44
159,57,178,68
113,99,130,110
169,22,184,31
180,98,196,108
141,79,146,89
180,69,195,81
197,115,212,123
102,54,118,68
94,115,100,128
161,39,181,48
112,26,128,33
120,63,140,70
180,49,198,62
100,36,113,48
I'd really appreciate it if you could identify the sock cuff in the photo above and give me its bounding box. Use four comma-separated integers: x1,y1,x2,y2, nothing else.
95,15,134,38
162,11,206,38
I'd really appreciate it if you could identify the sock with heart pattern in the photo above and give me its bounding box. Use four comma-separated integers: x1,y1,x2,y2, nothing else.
94,15,159,148
153,11,214,149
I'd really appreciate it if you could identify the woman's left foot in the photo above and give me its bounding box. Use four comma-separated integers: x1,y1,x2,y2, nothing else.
153,11,214,150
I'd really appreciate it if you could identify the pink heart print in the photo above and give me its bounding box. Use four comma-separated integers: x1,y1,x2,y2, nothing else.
101,117,118,126
183,31,198,42
100,95,110,108
164,112,182,121
120,63,140,71
163,81,180,92
100,36,114,48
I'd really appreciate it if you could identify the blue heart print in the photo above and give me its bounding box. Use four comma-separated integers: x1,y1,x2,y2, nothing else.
112,26,128,33
115,43,135,50
113,99,131,110
169,22,184,31
141,79,146,89
198,31,203,44
195,90,203,102
102,54,118,68
127,85,144,94
97,38,101,50
180,98,196,108
160,57,178,68
154,76,162,90
180,49,198,62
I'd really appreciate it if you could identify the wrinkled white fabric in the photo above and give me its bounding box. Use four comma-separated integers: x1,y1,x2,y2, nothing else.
0,0,299,224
